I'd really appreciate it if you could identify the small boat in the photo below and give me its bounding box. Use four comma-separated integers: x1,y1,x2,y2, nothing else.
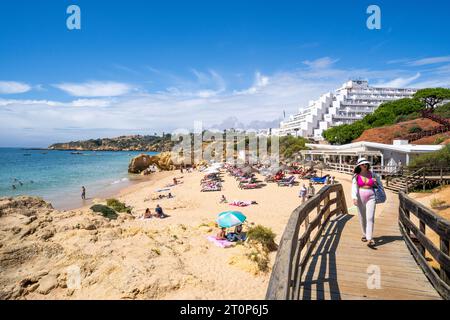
23,154,31,156
71,152,83,155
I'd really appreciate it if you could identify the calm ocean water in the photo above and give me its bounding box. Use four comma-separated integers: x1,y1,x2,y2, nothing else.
0,148,158,210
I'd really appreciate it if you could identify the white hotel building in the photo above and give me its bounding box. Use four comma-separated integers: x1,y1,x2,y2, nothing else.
276,80,417,140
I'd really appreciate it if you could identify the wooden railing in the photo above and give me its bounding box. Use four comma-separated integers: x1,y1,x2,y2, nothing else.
266,184,348,300
387,167,450,193
326,163,399,176
399,192,450,299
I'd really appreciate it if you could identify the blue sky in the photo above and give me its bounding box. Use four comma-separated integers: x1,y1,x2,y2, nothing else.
1,0,450,147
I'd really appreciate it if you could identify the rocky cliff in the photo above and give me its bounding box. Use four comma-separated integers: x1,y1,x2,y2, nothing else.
0,196,199,300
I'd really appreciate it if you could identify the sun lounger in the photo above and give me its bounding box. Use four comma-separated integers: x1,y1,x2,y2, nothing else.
201,185,222,192
278,176,296,187
311,175,329,184
239,183,261,189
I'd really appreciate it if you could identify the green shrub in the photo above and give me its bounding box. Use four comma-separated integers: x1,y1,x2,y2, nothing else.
279,136,308,159
106,198,131,213
247,225,277,252
435,102,450,118
434,136,446,145
408,126,423,134
393,131,403,138
90,204,118,219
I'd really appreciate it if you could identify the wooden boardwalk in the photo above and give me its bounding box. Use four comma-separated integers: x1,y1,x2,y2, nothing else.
298,192,442,300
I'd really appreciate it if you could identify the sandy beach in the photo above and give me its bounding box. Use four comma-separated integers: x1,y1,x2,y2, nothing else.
0,168,389,300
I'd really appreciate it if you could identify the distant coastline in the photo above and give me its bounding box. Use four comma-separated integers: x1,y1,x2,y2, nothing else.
48,134,175,152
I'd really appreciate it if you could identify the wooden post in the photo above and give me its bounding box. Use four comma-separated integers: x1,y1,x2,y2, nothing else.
419,220,426,256
423,171,426,191
322,193,330,235
440,238,450,286
305,214,310,252
404,206,410,237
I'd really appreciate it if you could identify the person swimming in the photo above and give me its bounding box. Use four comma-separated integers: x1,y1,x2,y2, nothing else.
12,185,16,190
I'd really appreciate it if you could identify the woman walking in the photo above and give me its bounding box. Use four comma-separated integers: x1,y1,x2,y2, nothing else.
299,184,307,203
352,158,383,249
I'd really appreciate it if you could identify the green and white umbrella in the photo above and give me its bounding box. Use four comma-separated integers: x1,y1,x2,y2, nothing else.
216,211,247,228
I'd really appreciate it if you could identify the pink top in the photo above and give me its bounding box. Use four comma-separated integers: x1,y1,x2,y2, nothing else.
357,173,374,188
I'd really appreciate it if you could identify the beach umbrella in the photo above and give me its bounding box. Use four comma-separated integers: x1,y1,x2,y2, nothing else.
305,161,315,168
241,166,252,174
316,162,326,176
216,211,247,228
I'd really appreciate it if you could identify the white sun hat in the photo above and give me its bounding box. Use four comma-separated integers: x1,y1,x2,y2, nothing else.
356,158,371,167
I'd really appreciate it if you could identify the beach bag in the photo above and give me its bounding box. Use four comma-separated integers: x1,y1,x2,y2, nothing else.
373,178,386,204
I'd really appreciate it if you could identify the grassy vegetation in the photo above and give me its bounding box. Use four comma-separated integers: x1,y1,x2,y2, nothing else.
106,198,132,213
435,102,450,118
90,204,118,220
430,198,447,210
247,225,277,252
434,136,446,145
409,144,450,168
408,126,423,134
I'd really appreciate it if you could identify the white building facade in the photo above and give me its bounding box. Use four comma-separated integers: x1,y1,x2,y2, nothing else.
278,80,417,140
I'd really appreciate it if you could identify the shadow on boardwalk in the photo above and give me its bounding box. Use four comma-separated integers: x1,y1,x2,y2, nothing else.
299,213,353,300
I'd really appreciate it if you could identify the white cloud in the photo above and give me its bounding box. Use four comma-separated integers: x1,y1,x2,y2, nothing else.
54,81,133,97
303,57,339,69
374,73,421,88
233,72,270,95
409,56,450,66
0,81,32,94
70,99,114,107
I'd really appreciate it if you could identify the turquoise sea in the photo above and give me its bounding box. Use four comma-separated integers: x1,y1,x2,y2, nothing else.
0,148,158,210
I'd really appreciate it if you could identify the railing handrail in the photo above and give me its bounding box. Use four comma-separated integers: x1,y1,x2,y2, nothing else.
266,183,348,300
398,192,450,299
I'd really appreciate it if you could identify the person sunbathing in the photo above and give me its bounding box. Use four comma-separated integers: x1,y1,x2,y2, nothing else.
143,208,153,219
216,227,227,240
220,195,227,203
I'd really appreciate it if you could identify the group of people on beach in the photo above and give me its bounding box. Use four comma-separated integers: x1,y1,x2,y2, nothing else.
216,224,246,242
298,176,336,203
142,204,167,219
298,183,315,203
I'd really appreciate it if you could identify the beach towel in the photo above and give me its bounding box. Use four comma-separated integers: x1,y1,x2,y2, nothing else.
156,188,171,192
207,235,234,248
